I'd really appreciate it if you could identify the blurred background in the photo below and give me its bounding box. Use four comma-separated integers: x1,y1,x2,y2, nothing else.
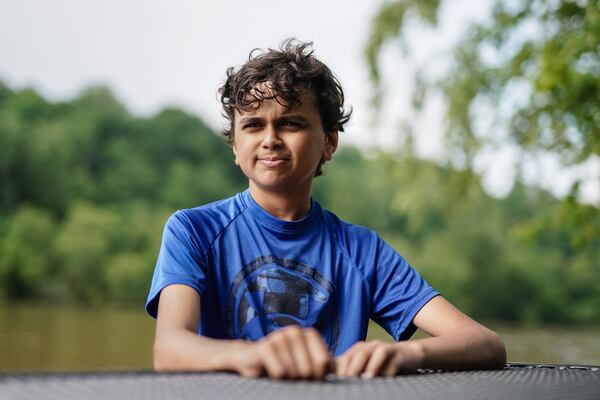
0,0,598,371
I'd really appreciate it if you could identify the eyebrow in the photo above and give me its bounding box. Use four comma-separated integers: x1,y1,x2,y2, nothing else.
280,114,309,122
238,114,309,124
238,116,262,124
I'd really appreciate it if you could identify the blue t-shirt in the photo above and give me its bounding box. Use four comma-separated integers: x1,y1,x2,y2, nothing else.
146,190,438,356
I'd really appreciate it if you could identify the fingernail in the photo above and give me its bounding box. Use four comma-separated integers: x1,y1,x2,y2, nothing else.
361,372,374,379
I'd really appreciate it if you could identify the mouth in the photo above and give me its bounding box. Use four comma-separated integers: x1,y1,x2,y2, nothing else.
257,155,290,167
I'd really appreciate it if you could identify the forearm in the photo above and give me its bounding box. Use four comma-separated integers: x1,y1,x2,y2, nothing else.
406,325,506,371
153,329,245,372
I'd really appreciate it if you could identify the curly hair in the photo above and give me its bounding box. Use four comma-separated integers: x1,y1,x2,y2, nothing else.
218,38,352,177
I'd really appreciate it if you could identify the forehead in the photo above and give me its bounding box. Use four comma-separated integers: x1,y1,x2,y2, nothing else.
235,83,318,119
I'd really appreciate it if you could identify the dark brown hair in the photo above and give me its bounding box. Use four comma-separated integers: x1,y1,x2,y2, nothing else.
218,38,352,176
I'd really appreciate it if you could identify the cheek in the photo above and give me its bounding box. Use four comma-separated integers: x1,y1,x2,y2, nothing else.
232,139,251,161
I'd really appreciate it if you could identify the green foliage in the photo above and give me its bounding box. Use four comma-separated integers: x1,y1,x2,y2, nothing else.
0,206,57,298
0,82,598,325
366,0,600,248
0,82,245,304
315,148,403,231
55,203,118,303
317,150,599,326
365,0,440,84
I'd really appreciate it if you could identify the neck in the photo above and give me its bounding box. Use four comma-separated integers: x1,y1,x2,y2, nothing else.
248,181,312,221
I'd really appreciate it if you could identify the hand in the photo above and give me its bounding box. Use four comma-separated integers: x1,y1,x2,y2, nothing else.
232,325,333,380
335,340,422,378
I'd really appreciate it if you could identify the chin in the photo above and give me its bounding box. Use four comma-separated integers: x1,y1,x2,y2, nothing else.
250,177,296,192
254,182,291,192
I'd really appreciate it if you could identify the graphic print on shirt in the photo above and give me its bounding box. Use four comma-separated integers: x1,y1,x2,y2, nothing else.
225,255,340,354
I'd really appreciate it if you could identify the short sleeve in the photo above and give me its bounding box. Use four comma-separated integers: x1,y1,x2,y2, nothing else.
370,236,439,341
145,211,207,318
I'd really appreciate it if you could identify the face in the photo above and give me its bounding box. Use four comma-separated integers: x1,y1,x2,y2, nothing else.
232,88,338,195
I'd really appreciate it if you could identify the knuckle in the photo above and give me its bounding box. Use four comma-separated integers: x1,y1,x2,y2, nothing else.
269,328,283,339
347,342,364,353
373,346,387,357
255,340,267,352
262,334,274,345
354,346,369,357
285,325,302,338
306,327,321,337
304,327,322,341
264,341,279,354
270,331,286,345
262,338,274,348
358,341,370,349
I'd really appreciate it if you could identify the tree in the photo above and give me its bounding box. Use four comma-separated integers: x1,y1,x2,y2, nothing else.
366,0,599,248
0,207,57,298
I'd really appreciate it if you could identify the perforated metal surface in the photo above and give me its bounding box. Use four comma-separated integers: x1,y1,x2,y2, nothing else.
1,364,599,400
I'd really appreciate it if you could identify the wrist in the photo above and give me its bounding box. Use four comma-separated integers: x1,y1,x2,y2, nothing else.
195,338,247,372
224,339,256,372
395,340,426,370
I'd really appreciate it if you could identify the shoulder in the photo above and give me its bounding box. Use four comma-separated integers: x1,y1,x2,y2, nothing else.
164,192,247,251
320,208,380,256
178,193,246,226
320,206,411,272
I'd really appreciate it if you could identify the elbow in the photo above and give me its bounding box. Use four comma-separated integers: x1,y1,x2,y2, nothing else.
153,340,164,371
152,339,172,372
485,330,507,369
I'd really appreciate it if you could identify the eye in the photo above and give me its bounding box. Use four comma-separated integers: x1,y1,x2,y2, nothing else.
281,120,302,128
243,122,261,130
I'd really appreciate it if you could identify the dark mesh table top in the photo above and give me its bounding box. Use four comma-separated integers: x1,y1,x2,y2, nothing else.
1,363,599,400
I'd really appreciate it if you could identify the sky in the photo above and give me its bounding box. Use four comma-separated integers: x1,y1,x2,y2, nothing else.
0,0,597,204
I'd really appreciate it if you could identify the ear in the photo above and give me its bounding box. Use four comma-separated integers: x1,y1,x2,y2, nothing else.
322,131,338,161
232,142,239,166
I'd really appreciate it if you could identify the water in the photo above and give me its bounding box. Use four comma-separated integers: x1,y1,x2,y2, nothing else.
1,303,598,372
0,302,154,372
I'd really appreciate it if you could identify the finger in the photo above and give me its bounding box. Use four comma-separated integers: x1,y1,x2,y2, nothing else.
259,341,286,380
334,354,348,376
382,358,401,377
271,330,299,379
345,343,372,377
286,327,313,379
304,328,332,379
335,342,363,376
363,346,393,378
382,352,408,377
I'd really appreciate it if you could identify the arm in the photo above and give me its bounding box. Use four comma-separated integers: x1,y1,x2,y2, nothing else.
336,296,506,377
153,284,333,379
152,284,242,372
406,295,506,371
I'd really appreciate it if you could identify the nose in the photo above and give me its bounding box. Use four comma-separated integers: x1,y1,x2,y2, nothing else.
261,124,283,149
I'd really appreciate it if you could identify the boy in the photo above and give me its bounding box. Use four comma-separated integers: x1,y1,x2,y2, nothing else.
146,39,506,380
